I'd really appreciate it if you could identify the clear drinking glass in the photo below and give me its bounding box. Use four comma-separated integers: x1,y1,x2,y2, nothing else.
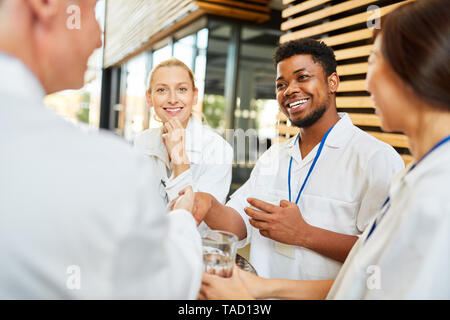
202,230,238,278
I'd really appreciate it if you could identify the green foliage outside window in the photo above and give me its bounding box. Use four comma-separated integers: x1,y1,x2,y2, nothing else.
203,94,225,129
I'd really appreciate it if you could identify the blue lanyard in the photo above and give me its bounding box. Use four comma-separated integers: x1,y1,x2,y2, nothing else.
366,134,450,241
288,125,335,204
406,135,450,174
366,197,390,241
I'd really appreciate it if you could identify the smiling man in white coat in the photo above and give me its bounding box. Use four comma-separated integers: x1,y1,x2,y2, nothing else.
194,38,405,282
0,0,202,299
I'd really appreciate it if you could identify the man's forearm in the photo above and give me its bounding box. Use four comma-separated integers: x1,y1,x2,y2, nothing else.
299,225,358,263
204,196,247,240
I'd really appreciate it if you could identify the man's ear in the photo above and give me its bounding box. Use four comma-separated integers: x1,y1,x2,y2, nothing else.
328,72,339,94
26,0,59,26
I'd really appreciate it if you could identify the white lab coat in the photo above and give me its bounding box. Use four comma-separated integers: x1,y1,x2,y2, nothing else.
0,53,202,299
227,113,405,280
328,140,450,299
134,116,233,204
134,116,233,236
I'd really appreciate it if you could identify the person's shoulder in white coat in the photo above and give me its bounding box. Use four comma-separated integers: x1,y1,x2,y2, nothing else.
0,57,202,299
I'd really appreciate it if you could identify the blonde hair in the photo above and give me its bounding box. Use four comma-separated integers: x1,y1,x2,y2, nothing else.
147,58,196,92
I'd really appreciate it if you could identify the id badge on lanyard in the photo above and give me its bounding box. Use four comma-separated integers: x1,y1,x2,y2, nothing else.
275,125,335,259
365,135,450,243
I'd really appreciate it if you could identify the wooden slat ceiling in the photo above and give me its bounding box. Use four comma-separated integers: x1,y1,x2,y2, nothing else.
276,0,413,165
103,0,271,68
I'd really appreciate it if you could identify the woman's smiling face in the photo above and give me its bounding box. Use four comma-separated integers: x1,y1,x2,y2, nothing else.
147,65,198,127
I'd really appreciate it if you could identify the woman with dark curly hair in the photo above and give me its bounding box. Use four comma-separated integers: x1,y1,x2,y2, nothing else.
199,0,450,299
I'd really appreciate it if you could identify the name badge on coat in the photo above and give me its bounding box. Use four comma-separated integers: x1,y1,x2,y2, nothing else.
274,241,296,259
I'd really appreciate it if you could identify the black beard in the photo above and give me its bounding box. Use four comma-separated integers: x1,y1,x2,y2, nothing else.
291,104,327,128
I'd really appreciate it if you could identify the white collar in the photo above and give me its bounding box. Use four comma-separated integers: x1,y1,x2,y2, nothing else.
400,137,450,186
0,53,46,104
287,112,354,163
185,115,204,154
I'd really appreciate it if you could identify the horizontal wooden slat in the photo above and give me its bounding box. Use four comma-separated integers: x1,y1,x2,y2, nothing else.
334,44,372,61
204,0,271,12
273,130,412,164
336,62,369,76
281,0,378,31
401,154,414,165
283,0,297,5
272,130,413,150
195,1,270,22
321,28,373,47
282,0,331,18
337,80,367,92
280,1,412,43
277,124,300,136
277,112,288,122
272,136,289,144
244,0,271,4
349,113,381,127
367,131,409,148
336,96,374,108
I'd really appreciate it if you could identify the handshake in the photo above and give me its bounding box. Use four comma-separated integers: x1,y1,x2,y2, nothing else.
169,186,211,225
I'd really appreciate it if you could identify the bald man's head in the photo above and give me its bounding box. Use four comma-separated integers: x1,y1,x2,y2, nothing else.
0,0,102,94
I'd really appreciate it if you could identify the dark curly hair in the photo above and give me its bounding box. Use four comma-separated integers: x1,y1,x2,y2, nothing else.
273,38,337,76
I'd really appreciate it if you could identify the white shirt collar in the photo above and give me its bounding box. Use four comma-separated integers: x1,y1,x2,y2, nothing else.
185,115,204,154
400,137,450,186
0,53,46,104
287,112,354,162
325,112,354,148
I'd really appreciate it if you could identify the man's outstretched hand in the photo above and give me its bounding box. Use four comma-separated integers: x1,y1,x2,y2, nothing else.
191,192,213,226
170,186,195,213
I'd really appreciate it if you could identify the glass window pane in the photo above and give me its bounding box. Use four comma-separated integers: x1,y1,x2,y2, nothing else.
203,22,231,132
173,34,195,70
152,45,172,67
123,52,148,142
236,26,281,142
194,28,208,120
197,28,209,50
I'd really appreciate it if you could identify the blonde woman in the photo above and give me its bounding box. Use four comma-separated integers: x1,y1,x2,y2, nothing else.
134,59,233,223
